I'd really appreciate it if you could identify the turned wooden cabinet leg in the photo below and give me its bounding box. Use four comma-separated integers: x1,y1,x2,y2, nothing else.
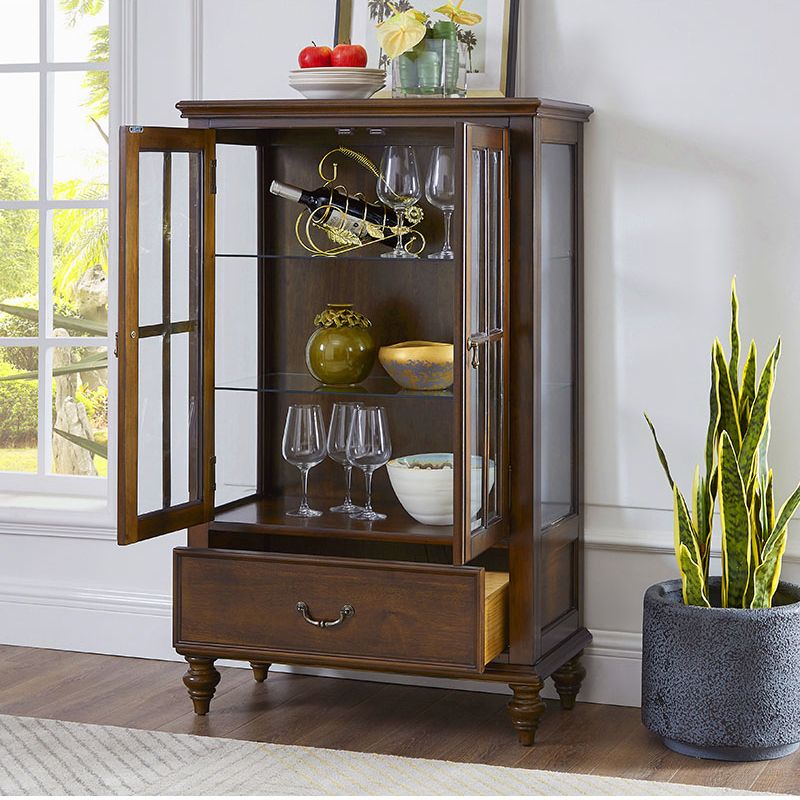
249,662,271,683
551,651,586,710
508,678,545,746
182,656,221,716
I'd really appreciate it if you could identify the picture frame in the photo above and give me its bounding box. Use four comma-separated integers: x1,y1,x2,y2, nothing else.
336,0,520,97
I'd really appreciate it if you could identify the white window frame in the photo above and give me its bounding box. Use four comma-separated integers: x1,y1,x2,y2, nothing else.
0,0,118,522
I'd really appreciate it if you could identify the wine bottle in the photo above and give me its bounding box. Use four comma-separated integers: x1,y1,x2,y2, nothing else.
270,179,399,247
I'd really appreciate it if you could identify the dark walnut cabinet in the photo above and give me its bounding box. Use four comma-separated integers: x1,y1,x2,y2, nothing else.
117,98,592,745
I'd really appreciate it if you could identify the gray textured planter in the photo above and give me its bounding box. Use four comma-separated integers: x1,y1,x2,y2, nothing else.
641,578,800,761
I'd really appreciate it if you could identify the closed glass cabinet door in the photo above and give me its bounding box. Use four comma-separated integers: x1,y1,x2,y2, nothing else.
118,127,216,544
458,124,509,563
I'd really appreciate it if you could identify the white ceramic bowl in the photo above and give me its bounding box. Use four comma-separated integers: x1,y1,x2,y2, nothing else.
288,78,385,100
387,453,495,526
288,67,385,100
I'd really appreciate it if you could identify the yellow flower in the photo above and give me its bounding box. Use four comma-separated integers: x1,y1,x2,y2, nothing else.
433,0,482,26
376,9,428,59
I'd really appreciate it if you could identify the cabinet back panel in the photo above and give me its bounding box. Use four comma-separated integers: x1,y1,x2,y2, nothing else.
260,129,458,262
267,259,455,374
256,128,459,509
264,393,454,507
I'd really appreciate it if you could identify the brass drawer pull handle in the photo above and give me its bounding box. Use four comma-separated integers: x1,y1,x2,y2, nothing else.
296,601,355,628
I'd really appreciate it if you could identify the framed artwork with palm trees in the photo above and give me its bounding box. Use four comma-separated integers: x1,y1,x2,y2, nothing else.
340,0,520,96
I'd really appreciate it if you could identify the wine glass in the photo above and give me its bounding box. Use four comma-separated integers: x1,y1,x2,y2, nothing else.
346,406,392,521
425,146,456,260
376,145,421,259
327,401,363,513
281,404,327,517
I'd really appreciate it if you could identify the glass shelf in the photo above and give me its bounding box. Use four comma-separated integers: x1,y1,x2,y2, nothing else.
215,251,453,264
215,372,453,399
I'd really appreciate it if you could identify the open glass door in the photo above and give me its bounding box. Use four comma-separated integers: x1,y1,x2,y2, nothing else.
456,124,510,563
118,127,216,544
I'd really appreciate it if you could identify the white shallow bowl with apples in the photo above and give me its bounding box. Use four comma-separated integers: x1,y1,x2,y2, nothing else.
289,67,385,100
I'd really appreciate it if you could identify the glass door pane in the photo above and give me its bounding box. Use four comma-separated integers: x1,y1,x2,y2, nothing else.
460,124,508,563
136,150,201,516
540,143,576,527
118,127,215,545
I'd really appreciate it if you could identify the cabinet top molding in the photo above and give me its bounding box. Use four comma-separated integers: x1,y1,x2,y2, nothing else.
175,97,594,123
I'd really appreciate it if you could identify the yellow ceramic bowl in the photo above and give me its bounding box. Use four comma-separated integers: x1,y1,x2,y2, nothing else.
378,341,454,391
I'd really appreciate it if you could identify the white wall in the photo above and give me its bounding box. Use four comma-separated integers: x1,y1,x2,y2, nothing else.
2,0,800,708
520,0,800,703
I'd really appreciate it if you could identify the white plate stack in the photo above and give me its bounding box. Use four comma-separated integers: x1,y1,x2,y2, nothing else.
288,67,386,100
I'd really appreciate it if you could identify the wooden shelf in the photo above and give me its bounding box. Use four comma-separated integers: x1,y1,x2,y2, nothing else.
211,496,454,546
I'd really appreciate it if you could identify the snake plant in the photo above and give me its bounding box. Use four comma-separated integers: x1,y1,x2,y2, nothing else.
645,279,800,608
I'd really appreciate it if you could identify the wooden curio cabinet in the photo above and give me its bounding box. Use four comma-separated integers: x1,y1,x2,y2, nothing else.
118,98,592,745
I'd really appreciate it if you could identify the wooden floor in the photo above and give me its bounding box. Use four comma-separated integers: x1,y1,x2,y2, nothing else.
0,645,797,794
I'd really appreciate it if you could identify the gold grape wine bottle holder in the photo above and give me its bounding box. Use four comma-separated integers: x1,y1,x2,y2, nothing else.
294,146,425,257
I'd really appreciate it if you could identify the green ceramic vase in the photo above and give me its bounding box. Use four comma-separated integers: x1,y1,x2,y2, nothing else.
305,303,376,386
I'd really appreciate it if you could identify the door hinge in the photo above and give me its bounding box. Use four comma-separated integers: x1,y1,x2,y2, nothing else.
113,331,119,358
210,455,217,491
210,159,217,194
128,126,143,133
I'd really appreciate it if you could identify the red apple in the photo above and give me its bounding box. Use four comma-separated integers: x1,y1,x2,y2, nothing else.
331,43,368,67
298,43,332,68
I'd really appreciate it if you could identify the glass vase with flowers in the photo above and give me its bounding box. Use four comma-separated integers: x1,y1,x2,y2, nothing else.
376,2,482,98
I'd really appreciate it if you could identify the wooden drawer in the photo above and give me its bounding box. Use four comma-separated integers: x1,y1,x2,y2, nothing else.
174,548,508,673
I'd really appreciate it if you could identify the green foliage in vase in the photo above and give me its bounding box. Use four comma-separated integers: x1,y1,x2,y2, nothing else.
645,279,800,608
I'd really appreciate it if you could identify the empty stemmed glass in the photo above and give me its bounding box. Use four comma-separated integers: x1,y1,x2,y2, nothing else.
327,401,363,513
376,145,421,259
281,404,327,517
425,146,456,260
346,406,392,521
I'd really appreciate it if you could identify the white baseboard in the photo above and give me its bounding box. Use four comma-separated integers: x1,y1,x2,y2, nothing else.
0,579,643,707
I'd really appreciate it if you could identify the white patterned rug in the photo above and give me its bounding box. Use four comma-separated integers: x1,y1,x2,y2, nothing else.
0,714,759,795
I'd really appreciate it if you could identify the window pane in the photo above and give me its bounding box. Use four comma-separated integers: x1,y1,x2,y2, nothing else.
469,148,486,334
50,344,108,476
169,153,194,322
486,340,501,525
0,73,38,199
0,347,38,473
0,0,39,63
488,150,501,331
0,209,39,335
51,208,108,336
138,336,162,513
52,0,108,63
137,329,202,514
138,152,164,328
470,344,485,532
52,71,108,199
170,332,193,506
137,150,202,327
